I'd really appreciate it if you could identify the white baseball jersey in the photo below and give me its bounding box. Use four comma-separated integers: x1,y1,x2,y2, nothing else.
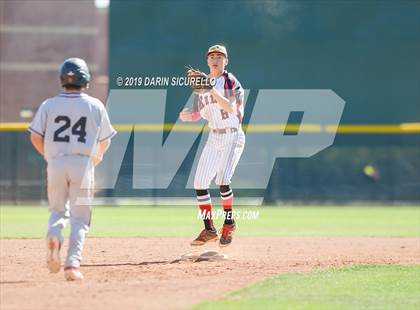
29,92,116,161
193,71,244,129
192,71,246,189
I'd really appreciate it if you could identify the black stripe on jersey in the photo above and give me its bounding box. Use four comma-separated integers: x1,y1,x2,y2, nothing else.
222,72,229,97
222,71,244,123
223,72,234,98
98,131,117,142
58,93,83,98
226,76,233,97
28,127,44,137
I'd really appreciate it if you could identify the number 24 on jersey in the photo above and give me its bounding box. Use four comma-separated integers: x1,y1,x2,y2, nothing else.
53,116,87,143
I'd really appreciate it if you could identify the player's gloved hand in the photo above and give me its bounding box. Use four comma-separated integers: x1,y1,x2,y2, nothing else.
186,66,213,92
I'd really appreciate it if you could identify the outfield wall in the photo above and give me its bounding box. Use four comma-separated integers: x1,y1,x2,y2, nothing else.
0,128,419,203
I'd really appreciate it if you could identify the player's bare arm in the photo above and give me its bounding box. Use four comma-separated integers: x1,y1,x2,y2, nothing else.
30,132,45,156
179,110,193,122
93,138,112,166
99,138,111,155
180,109,201,122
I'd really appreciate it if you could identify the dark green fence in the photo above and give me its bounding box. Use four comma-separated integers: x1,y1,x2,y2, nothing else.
0,131,419,203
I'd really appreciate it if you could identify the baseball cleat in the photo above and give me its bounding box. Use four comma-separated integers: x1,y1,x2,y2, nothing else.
64,266,84,281
190,229,218,246
219,223,236,247
46,236,62,273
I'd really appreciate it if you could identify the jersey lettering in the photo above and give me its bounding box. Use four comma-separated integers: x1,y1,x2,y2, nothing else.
53,116,71,142
220,109,229,120
72,117,87,143
53,115,87,143
193,71,243,129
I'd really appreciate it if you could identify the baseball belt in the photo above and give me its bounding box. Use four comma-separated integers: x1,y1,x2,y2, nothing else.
212,127,238,134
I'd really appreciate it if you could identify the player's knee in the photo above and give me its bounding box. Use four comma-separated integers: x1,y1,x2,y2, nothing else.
194,179,210,190
70,206,91,224
219,185,231,194
215,174,232,187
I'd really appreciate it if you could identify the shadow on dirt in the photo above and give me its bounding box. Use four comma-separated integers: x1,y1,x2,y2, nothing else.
81,251,228,267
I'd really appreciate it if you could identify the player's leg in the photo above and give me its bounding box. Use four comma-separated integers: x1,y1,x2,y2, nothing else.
190,188,218,246
218,184,236,247
46,158,69,273
215,131,245,188
220,185,234,225
191,139,219,246
65,156,94,280
196,189,215,231
215,131,245,247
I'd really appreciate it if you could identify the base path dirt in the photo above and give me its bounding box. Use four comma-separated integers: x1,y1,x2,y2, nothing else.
1,237,419,310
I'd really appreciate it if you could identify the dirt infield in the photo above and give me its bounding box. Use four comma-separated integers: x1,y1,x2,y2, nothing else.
1,237,419,310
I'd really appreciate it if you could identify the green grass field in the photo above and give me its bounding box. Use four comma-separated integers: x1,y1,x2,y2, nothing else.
0,206,419,238
1,205,419,310
194,265,420,310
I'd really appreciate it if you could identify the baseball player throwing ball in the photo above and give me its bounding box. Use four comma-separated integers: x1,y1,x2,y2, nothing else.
29,58,116,281
180,45,245,247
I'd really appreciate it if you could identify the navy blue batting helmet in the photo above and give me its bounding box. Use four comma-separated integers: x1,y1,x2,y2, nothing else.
59,57,91,88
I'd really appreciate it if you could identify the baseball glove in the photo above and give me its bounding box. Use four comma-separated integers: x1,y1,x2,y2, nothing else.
186,65,213,91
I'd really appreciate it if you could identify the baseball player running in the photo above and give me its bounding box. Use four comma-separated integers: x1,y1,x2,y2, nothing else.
29,58,116,281
180,44,245,247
